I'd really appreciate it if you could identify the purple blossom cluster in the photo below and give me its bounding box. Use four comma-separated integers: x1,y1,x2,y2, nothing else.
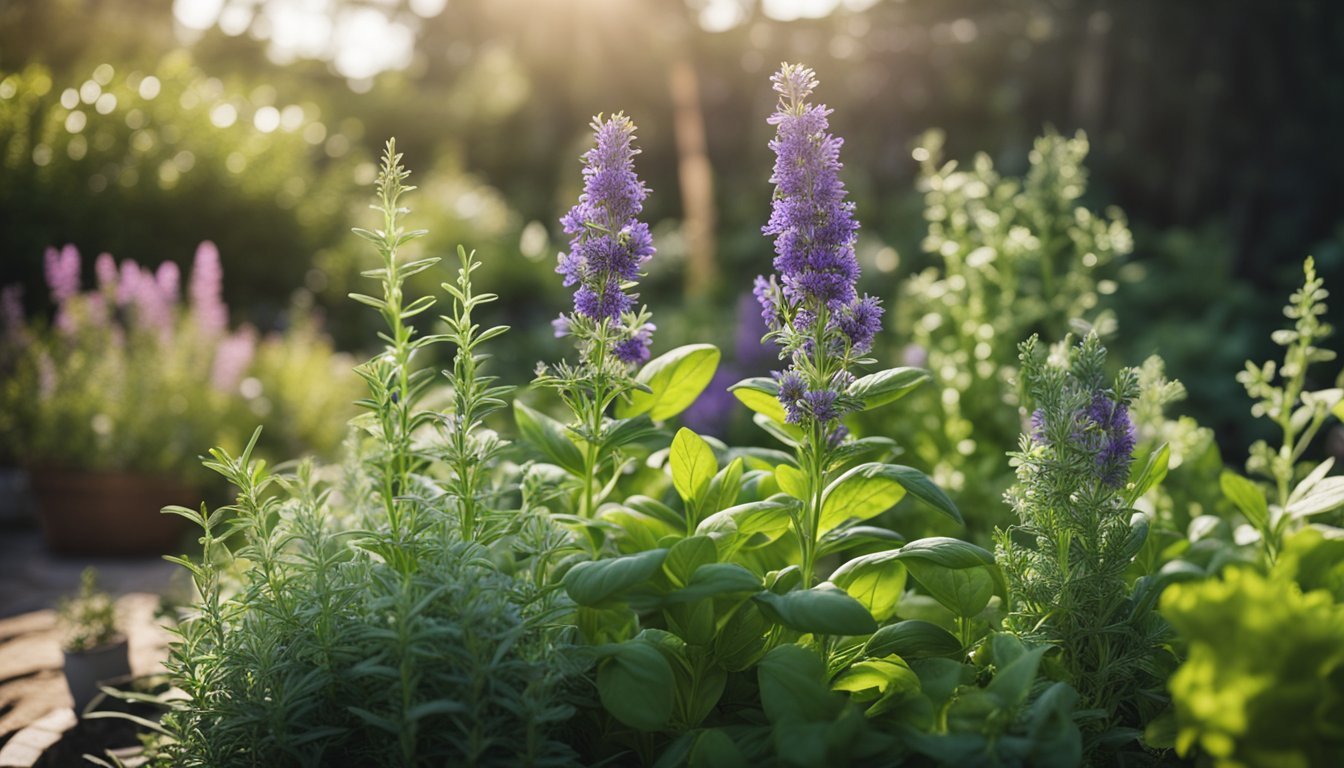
754,64,885,427
555,113,656,365
1030,391,1137,488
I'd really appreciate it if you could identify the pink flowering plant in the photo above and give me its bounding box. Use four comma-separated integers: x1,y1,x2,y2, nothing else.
0,242,354,477
0,242,251,475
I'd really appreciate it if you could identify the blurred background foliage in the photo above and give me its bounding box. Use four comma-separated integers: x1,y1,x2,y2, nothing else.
2,0,1342,494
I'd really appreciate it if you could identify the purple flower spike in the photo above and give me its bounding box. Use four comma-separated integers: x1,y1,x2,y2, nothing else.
44,245,81,304
752,64,883,431
556,113,656,364
190,241,227,337
763,63,861,309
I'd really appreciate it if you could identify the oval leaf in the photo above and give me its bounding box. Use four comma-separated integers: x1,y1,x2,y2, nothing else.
752,583,878,636
864,620,964,659
730,376,789,424
848,367,930,411
1220,471,1268,529
597,640,676,731
830,551,908,622
514,401,586,476
671,428,718,507
619,344,721,421
565,549,668,606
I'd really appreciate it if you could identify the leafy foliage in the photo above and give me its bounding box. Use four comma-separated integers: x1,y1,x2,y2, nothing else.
1161,532,1344,767
56,567,120,652
153,143,576,767
891,129,1132,537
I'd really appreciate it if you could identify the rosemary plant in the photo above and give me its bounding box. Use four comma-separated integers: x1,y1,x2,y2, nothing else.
153,142,575,767
996,333,1170,745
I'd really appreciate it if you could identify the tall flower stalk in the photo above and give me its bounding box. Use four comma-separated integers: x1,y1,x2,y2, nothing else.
536,113,657,519
753,63,884,586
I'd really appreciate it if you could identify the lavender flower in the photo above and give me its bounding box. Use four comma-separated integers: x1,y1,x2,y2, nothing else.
117,259,139,307
44,245,81,303
613,322,655,365
555,113,655,364
753,63,885,427
1086,392,1137,487
190,241,227,337
762,64,860,309
835,294,883,354
132,266,174,338
1030,390,1136,488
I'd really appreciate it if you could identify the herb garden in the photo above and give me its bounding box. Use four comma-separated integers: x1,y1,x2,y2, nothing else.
2,3,1343,767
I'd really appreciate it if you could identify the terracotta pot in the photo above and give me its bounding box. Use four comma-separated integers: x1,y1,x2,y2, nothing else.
62,637,131,716
29,469,195,556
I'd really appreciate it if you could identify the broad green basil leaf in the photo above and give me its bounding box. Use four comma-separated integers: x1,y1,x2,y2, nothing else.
729,376,789,424
702,458,745,517
831,657,921,716
596,640,676,731
697,499,795,546
671,428,718,507
626,495,686,529
903,560,994,619
757,644,841,724
513,401,585,475
847,367,929,411
664,535,718,587
619,344,720,421
830,551,908,622
819,525,906,558
714,602,771,672
819,463,907,533
600,506,681,554
664,563,763,603
565,549,668,606
984,643,1048,710
864,620,963,659
752,583,878,636
821,463,961,533
690,728,746,768
894,537,996,569
1220,471,1268,529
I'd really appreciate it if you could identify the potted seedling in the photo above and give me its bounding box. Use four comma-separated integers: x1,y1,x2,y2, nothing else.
58,568,131,715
